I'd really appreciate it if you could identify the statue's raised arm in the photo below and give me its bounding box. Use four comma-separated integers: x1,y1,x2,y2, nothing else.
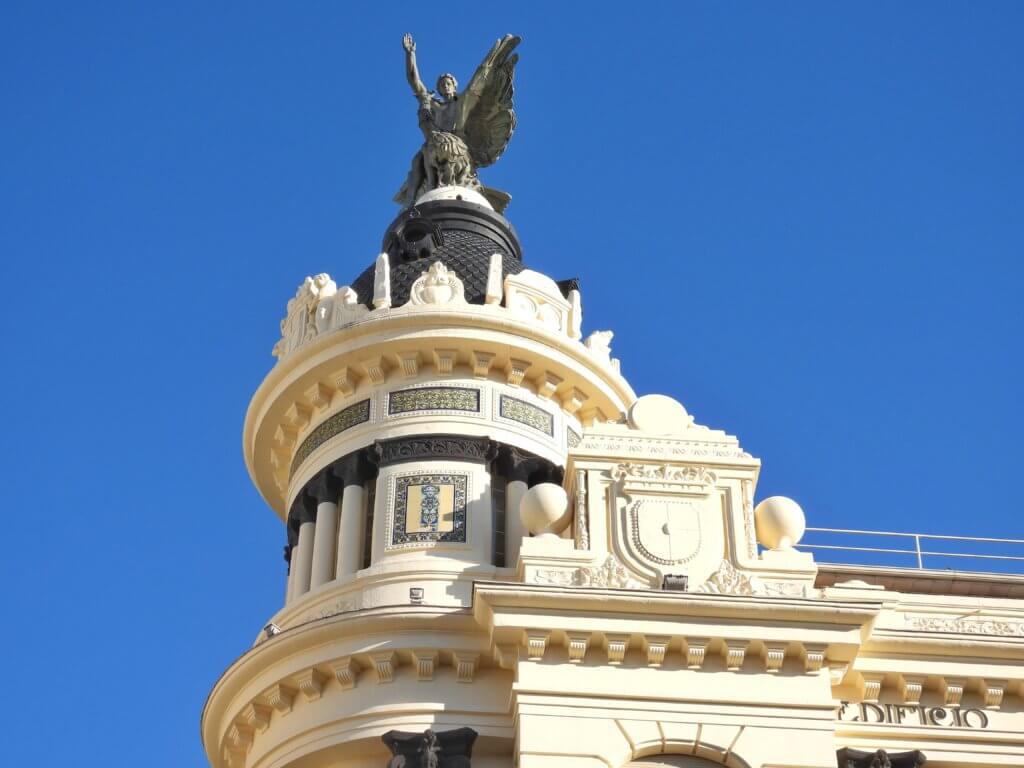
394,33,521,213
402,33,429,100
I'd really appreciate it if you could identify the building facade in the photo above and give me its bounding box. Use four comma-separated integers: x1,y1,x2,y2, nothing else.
202,131,1024,768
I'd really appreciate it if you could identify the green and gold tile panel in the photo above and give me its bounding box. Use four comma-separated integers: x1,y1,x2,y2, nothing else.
497,394,554,437
387,385,481,415
290,399,371,476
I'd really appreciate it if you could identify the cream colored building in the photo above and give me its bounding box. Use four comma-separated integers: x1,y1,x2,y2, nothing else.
203,187,1024,768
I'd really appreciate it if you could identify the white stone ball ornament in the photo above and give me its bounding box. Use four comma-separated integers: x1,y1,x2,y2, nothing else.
754,496,806,551
519,483,571,537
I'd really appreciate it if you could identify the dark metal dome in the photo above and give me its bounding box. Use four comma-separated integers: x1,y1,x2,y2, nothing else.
350,199,526,308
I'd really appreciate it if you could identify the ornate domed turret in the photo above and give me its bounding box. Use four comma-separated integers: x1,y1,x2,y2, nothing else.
350,198,526,309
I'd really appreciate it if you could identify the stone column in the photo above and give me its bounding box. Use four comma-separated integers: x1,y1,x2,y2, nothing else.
291,497,316,599
308,473,341,589
333,453,369,578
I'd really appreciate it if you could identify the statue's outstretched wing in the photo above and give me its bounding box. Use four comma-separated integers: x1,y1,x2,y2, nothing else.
456,35,521,169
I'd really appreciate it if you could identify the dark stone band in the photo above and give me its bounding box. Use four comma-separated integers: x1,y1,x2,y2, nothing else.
837,748,927,768
376,435,497,467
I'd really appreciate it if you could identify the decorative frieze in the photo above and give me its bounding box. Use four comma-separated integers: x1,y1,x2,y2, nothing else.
388,385,480,415
390,473,468,547
694,560,762,596
532,553,647,590
836,748,927,768
289,399,371,476
567,426,582,448
377,435,494,466
905,615,1024,637
498,394,554,436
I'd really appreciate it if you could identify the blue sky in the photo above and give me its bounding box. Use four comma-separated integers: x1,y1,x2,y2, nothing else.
1,2,1021,764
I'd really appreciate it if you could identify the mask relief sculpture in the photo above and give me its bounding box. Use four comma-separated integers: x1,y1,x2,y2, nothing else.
397,33,520,212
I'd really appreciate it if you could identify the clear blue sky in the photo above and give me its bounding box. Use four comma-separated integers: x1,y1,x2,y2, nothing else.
1,2,1021,764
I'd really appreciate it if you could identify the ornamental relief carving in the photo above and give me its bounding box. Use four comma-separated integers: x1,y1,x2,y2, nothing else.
904,615,1024,636
532,554,648,590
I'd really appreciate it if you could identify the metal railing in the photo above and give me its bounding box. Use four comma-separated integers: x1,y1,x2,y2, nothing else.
798,527,1024,573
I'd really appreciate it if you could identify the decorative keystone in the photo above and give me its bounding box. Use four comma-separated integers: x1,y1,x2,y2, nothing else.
304,382,333,411
470,350,495,378
525,631,549,659
360,355,387,384
566,633,591,663
263,683,296,716
802,643,826,673
241,702,271,733
763,643,786,673
370,651,397,683
433,349,458,374
273,423,296,448
454,651,479,683
397,351,420,377
332,366,358,396
535,372,563,400
644,635,671,667
603,633,629,665
941,676,966,707
284,402,311,429
506,358,531,387
725,641,748,671
685,638,708,669
898,674,925,705
560,387,587,415
295,668,325,701
412,650,438,681
332,656,359,690
861,672,885,702
979,678,1007,709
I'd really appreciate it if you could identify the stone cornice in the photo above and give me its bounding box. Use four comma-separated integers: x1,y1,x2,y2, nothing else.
244,309,636,517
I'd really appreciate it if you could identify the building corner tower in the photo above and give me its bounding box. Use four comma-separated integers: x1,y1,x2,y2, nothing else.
202,32,1024,768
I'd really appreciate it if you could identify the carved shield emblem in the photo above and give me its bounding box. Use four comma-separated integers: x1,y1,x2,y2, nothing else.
628,499,701,565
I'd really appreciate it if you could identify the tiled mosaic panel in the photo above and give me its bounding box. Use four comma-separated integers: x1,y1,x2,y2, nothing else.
388,386,481,415
290,399,370,475
392,473,468,546
499,394,554,436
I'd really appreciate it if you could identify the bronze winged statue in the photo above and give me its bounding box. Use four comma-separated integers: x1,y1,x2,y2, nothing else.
396,33,521,213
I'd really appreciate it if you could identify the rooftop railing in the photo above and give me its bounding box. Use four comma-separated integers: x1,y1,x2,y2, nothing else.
798,527,1024,574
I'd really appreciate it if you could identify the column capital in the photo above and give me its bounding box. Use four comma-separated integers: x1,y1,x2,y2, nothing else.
497,445,545,483
291,494,317,525
330,451,370,487
306,471,342,505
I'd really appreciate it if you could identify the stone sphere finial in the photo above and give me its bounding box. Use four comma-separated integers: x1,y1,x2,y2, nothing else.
754,496,806,550
520,483,571,537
